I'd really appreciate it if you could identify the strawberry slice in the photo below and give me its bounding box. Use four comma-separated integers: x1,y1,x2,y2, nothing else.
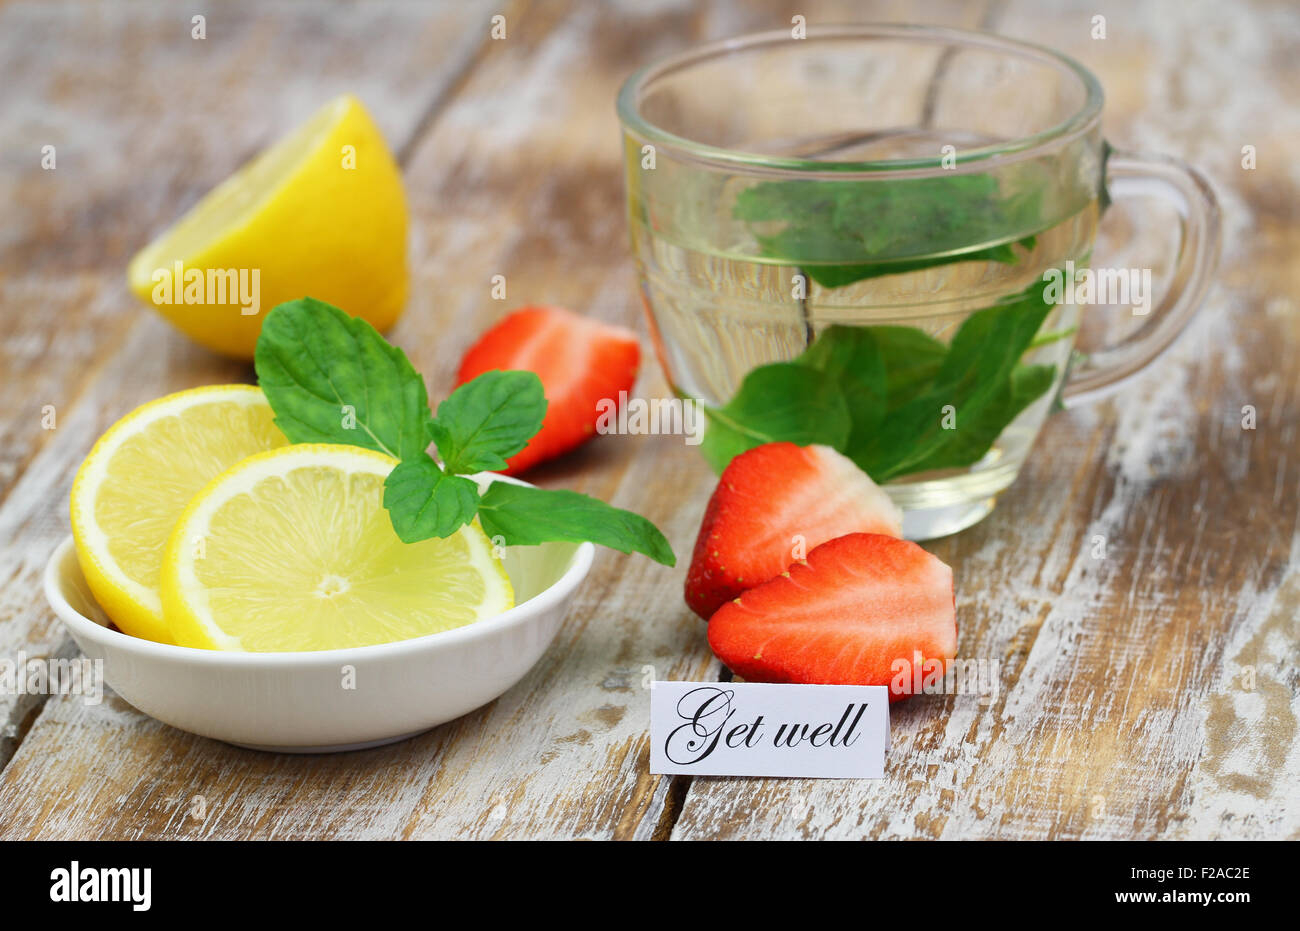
684,442,903,619
707,533,957,700
456,306,640,475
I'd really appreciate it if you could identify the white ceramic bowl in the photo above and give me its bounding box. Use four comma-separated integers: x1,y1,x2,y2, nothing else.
43,527,593,753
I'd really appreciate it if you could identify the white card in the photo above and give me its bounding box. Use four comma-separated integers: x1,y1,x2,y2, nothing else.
649,681,890,779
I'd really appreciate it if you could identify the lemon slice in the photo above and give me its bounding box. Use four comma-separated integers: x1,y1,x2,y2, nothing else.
70,385,288,644
160,445,514,652
127,94,408,359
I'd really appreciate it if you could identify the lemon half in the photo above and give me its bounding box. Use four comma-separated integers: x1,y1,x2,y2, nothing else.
160,445,514,652
70,385,288,643
127,94,408,359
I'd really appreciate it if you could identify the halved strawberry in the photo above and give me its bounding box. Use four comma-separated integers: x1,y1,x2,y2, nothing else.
456,306,640,475
684,443,903,619
707,533,957,701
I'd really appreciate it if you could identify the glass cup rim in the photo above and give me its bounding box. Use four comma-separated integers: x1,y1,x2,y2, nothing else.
615,23,1105,179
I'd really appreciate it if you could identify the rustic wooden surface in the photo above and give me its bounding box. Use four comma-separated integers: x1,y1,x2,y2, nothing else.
0,0,1295,840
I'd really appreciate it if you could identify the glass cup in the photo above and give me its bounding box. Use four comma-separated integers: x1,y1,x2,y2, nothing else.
616,24,1220,539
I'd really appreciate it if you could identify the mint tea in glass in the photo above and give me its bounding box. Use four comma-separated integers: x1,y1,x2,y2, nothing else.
617,25,1219,538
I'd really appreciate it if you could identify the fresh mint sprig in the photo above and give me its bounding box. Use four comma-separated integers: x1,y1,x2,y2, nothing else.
477,483,675,566
699,279,1060,481
703,170,1064,476
428,368,547,474
254,296,434,461
383,454,481,541
254,298,675,567
699,364,851,473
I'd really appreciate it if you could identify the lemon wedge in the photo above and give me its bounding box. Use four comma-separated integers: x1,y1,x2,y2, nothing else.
70,385,288,643
160,445,514,652
127,94,408,359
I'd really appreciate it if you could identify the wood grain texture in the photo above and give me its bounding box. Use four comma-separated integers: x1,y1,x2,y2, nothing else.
0,0,720,841
670,0,1300,840
0,0,492,509
1,0,1296,841
0,0,496,791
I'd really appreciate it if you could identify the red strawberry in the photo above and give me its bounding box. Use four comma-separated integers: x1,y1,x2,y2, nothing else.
456,306,640,475
707,533,957,701
684,443,903,619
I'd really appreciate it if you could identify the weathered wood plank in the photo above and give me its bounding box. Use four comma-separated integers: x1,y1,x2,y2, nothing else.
0,0,493,509
0,0,496,775
2,0,1295,842
0,0,724,840
670,0,1300,840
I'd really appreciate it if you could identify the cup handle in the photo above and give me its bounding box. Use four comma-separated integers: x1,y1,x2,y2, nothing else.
1059,147,1222,406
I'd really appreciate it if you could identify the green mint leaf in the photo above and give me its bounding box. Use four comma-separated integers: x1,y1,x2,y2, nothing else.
429,370,547,475
690,281,1061,482
932,282,1053,391
792,237,1037,289
254,299,675,564
255,297,432,460
697,324,949,475
853,281,1057,480
700,364,851,473
382,454,480,542
705,165,1086,482
797,325,888,458
903,363,1056,475
867,326,950,409
734,172,1047,289
477,483,676,567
